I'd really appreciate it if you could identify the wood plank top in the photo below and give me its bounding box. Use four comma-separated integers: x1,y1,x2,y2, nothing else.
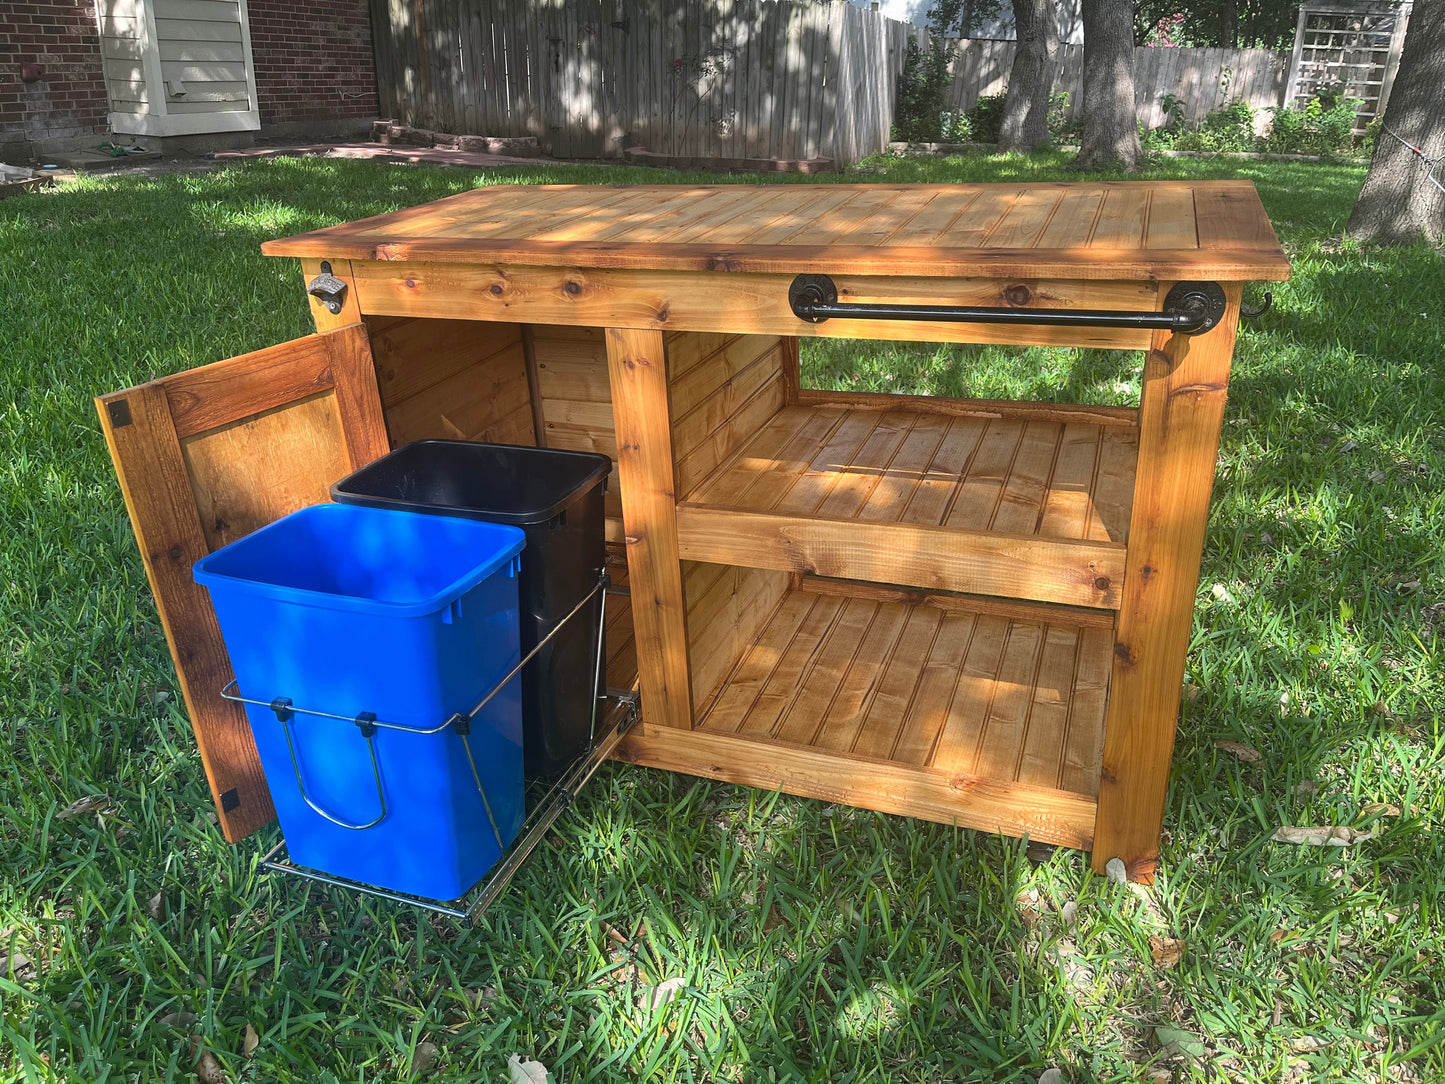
262,181,1290,281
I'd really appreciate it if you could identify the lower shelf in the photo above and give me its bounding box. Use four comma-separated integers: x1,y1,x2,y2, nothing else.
620,585,1112,850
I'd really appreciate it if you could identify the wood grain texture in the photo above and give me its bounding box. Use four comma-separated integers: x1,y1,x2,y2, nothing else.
183,393,349,551
796,389,1137,428
676,504,1125,609
1091,284,1242,883
266,181,1290,282
604,553,638,692
691,585,1110,793
617,721,1098,849
370,319,535,447
299,257,362,331
532,324,624,533
685,402,1138,550
349,263,1166,349
794,573,1117,629
685,562,791,717
95,324,389,841
606,327,694,729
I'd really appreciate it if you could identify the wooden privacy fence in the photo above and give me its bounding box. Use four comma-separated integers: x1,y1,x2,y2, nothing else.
370,0,915,163
945,42,1291,133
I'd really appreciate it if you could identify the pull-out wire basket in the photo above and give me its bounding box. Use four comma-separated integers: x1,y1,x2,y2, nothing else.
221,570,638,923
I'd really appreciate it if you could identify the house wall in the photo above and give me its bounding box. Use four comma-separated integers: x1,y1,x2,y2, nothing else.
247,0,377,129
1,0,377,161
0,0,111,158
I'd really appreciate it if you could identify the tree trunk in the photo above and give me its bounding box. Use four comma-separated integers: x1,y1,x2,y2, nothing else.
1347,0,1445,245
1074,0,1142,170
998,0,1060,152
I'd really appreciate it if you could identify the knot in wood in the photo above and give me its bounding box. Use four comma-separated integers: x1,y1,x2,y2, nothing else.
563,280,583,296
1003,283,1033,306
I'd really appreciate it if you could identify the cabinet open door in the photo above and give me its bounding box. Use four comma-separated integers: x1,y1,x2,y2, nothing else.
96,324,390,842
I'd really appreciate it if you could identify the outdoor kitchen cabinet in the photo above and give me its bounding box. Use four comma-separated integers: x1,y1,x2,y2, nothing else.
97,181,1289,882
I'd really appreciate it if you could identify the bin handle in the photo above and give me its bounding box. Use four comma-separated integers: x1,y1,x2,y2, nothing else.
272,698,387,831
217,570,610,844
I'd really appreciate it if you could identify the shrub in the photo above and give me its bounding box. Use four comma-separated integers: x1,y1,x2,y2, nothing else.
1171,99,1258,152
892,36,953,143
1263,95,1363,157
1048,91,1081,144
965,93,1007,145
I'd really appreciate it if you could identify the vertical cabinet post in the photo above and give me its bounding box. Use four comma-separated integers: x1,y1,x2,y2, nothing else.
605,328,695,730
300,257,363,332
1092,283,1243,881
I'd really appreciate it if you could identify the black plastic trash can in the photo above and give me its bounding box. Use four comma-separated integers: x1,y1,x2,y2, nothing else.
332,440,611,777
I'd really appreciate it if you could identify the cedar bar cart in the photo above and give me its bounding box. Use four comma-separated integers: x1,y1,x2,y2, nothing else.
98,181,1289,883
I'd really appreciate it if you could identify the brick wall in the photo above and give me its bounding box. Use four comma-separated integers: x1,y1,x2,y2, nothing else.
247,0,379,127
0,0,109,149
0,0,377,157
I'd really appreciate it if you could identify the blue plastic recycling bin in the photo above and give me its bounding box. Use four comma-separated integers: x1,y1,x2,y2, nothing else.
193,502,527,900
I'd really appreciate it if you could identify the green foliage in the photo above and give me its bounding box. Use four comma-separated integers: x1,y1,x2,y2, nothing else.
4,151,1445,1082
1134,0,1300,48
962,92,1006,146
1139,94,1367,159
890,0,965,143
1264,95,1365,157
1047,91,1082,145
1173,99,1258,153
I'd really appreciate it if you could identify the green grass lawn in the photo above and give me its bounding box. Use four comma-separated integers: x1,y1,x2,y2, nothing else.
1,151,1442,1083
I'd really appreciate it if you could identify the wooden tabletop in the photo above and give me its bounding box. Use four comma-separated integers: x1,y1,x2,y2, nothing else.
263,180,1290,281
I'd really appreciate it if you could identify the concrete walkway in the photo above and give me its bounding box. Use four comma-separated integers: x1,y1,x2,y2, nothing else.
214,143,551,169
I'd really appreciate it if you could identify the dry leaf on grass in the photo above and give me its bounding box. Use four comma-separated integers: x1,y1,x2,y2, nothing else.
1105,857,1129,884
148,891,165,921
1272,825,1375,846
1149,936,1186,969
467,985,499,1011
1036,1069,1063,1084
1287,1035,1333,1053
1295,780,1320,799
648,977,685,1009
159,1010,198,1028
1362,802,1402,818
1155,1026,1206,1058
411,1041,439,1074
194,1049,226,1084
242,1023,259,1057
1060,901,1078,933
508,1053,550,1083
1215,740,1262,762
6,952,33,979
1026,841,1057,864
57,794,111,820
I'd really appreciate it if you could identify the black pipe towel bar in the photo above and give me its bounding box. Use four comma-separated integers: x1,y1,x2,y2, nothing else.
789,275,1228,335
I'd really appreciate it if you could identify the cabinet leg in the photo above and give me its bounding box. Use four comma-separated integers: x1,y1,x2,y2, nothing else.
605,327,695,730
1093,285,1241,882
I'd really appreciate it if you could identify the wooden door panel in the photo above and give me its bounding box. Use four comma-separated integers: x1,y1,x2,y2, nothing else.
96,324,390,842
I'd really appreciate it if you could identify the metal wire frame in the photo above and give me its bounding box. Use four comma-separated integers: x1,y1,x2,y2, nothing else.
224,568,626,920
255,690,639,923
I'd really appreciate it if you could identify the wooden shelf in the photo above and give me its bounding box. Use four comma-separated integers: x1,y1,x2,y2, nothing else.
622,584,1110,848
677,401,1138,610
